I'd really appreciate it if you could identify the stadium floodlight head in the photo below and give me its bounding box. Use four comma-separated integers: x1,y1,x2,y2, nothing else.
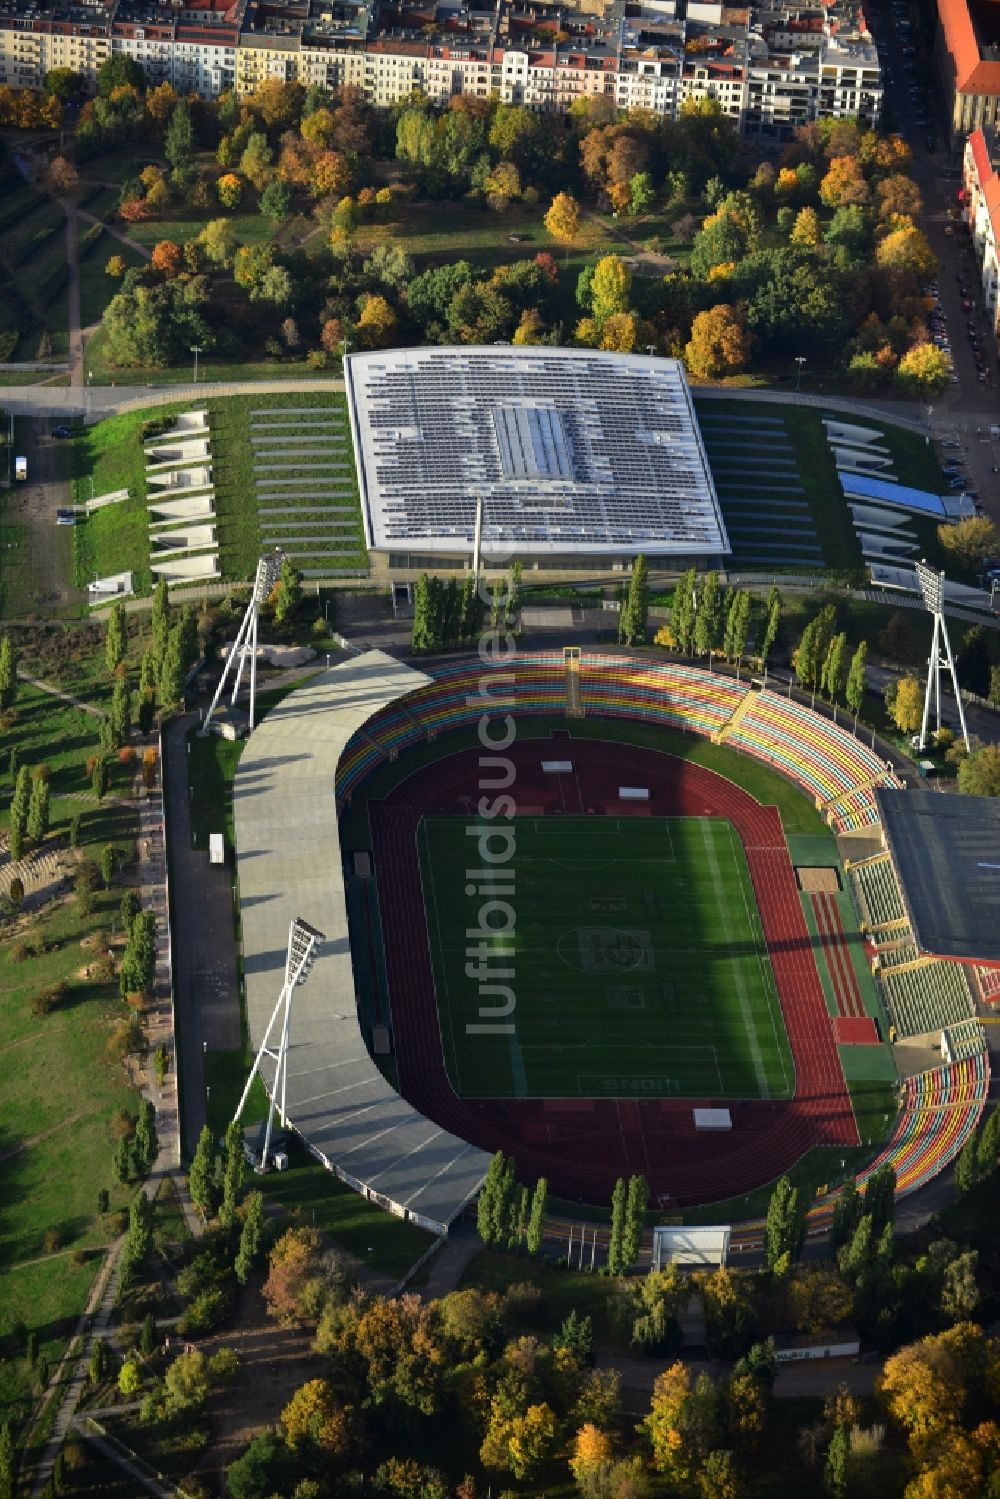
915,559,945,614
914,558,970,755
253,547,284,607
200,548,286,738
234,914,326,1172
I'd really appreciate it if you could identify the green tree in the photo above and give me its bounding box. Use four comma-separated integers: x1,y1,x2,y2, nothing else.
954,1130,980,1196
118,1359,142,1397
259,178,292,223
0,634,17,712
188,1124,218,1216
670,568,698,653
100,843,116,888
526,1176,547,1256
10,764,31,836
830,1178,862,1251
97,54,145,96
824,1424,848,1498
622,1173,649,1272
0,1422,12,1499
105,599,127,676
271,557,302,624
957,743,1000,797
607,1176,627,1275
477,1150,517,1248
764,1175,803,1273
822,631,848,712
977,1107,1000,1175
760,585,781,672
158,626,185,710
151,580,171,670
693,572,723,656
26,778,50,843
723,589,752,673
133,1097,158,1177
235,1190,265,1284
109,676,131,749
620,554,649,645
120,1190,153,1285
113,1133,132,1185
845,640,868,728
219,1120,246,1230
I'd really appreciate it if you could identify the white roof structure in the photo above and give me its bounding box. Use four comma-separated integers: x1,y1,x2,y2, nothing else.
344,347,731,558
233,650,490,1234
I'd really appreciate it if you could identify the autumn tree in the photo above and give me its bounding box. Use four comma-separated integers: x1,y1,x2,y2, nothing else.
896,342,950,395
937,516,999,568
481,1396,558,1479
47,154,79,193
685,303,750,380
356,293,397,350
569,1423,613,1490
216,171,243,209
263,1226,329,1325
819,155,869,208
876,173,923,221
545,191,581,259
876,224,937,280
957,743,1000,797
151,239,183,279
885,675,922,735
880,1322,995,1445
790,206,822,247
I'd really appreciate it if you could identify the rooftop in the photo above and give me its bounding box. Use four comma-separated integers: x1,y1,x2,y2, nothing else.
344,347,731,558
877,788,1000,964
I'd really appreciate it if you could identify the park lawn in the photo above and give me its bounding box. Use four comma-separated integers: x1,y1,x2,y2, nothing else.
78,232,145,330
0,181,52,236
81,147,168,188
207,389,363,581
81,321,339,385
79,185,122,223
458,1250,622,1346
0,684,108,834
257,1139,436,1279
71,399,199,592
122,211,275,252
0,197,69,360
0,484,31,618
0,884,141,1437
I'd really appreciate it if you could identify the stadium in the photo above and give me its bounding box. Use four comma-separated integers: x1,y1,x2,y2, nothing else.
233,648,993,1238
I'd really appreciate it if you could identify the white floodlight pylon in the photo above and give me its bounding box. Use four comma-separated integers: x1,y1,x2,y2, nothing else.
915,559,970,754
233,916,325,1171
200,548,284,737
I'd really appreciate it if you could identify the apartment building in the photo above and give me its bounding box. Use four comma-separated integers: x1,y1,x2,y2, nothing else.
934,0,1000,141
0,0,114,91
0,0,878,137
962,126,1000,339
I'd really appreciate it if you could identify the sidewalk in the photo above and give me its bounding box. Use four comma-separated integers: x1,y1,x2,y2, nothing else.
16,667,108,718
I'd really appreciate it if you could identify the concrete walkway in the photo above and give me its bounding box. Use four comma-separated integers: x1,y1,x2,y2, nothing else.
16,667,108,717
410,1221,482,1301
72,1422,177,1498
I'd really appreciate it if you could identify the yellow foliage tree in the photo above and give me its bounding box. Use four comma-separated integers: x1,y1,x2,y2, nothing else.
896,342,950,396
684,303,750,381
790,206,821,247
105,254,126,278
655,625,679,648
887,675,923,734
937,516,999,568
544,191,581,256
591,255,632,323
819,155,869,208
599,312,637,352
876,173,923,221
774,166,799,199
880,1322,993,1445
481,1399,558,1480
644,1362,694,1483
569,1423,613,1487
876,224,937,280
282,1378,336,1447
788,1267,854,1337
356,293,397,350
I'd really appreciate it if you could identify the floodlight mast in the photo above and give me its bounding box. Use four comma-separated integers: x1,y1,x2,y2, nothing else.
200,549,284,737
915,560,970,754
233,917,325,1171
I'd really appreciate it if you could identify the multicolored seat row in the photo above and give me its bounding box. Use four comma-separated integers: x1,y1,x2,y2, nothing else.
733,1049,990,1244
727,690,903,829
577,654,748,737
336,655,567,804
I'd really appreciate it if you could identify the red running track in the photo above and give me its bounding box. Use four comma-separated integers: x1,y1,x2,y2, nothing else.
368,736,858,1207
811,892,865,1020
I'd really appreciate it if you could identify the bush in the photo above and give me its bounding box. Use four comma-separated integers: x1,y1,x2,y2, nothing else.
0,327,19,361
10,941,30,963
178,1286,231,1337
142,415,176,441
31,982,67,1016
42,1228,63,1254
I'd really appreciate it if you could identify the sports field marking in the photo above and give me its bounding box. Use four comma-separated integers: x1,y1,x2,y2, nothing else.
698,820,770,1097
418,815,794,1102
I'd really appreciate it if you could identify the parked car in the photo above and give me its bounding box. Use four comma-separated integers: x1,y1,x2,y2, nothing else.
51,425,70,439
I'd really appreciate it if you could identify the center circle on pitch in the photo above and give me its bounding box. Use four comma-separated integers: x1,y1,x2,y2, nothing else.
556,926,653,973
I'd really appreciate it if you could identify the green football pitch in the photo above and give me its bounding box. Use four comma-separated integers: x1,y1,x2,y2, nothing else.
417,815,795,1102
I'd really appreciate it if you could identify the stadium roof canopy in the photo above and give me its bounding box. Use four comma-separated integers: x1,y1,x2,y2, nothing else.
233,650,489,1234
876,787,1000,963
838,472,975,520
344,347,730,558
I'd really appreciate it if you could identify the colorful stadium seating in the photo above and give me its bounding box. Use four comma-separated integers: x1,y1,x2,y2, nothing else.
733,1049,990,1244
726,690,903,829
